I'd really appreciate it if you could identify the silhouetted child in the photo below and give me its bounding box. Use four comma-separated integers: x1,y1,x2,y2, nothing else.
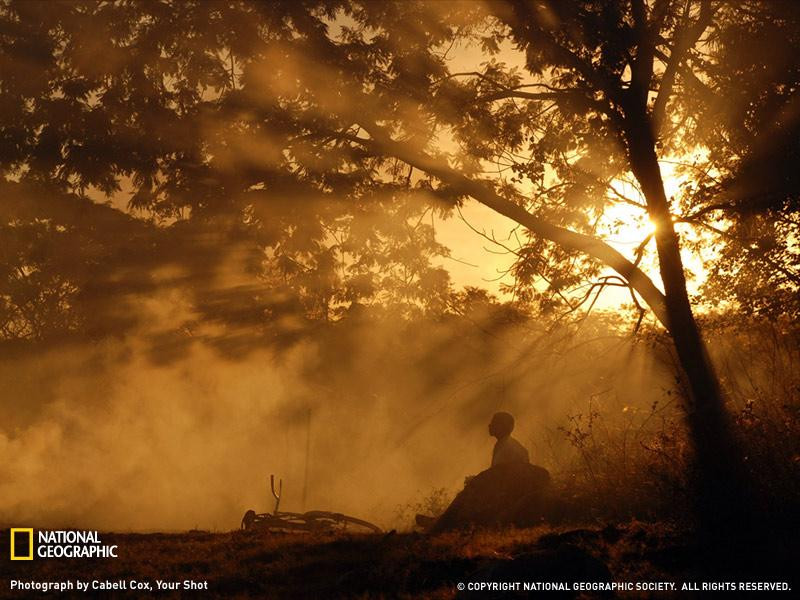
416,411,550,532
489,411,530,467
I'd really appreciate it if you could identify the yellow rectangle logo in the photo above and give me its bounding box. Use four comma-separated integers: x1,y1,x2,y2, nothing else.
10,528,34,560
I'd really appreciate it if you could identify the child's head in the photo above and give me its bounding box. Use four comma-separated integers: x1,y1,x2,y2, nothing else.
488,411,515,439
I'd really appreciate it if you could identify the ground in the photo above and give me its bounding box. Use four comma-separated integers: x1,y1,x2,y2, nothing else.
1,522,797,598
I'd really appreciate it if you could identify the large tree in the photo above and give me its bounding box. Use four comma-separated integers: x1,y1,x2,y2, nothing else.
232,0,769,532
2,0,798,533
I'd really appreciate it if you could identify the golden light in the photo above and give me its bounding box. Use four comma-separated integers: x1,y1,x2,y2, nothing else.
594,159,722,310
433,157,724,315
601,160,687,246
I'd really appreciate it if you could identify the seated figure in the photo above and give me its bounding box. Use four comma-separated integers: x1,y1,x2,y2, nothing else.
418,412,552,533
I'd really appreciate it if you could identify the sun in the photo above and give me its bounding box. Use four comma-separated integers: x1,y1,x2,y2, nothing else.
433,157,719,313
593,159,720,309
601,161,688,247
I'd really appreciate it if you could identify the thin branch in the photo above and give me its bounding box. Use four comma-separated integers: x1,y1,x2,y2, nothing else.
633,233,654,267
652,0,714,136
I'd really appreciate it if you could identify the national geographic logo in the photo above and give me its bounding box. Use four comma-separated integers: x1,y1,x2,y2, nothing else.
10,529,33,561
9,529,118,560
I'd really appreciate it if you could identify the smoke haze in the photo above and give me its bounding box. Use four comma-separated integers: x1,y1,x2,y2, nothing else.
0,274,683,531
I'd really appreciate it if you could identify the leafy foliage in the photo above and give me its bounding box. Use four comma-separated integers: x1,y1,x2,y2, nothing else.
1,0,798,345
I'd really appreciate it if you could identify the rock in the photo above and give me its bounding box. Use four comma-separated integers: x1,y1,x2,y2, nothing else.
430,462,552,533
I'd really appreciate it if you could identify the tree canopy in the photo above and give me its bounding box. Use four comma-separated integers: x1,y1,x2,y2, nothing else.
1,0,797,343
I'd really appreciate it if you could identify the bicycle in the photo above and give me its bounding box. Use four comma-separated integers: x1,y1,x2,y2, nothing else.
240,475,382,534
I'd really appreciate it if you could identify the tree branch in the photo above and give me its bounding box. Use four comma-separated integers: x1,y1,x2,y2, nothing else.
348,120,670,327
628,0,657,114
652,0,713,136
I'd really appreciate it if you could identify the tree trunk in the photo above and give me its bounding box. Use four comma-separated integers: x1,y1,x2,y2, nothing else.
626,120,753,539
